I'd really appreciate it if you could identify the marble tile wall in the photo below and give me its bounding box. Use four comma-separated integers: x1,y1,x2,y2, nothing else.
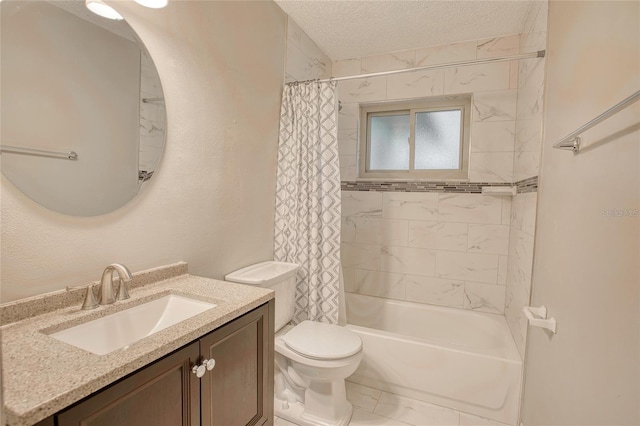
284,18,332,83
514,0,547,182
335,34,532,184
505,192,538,356
139,49,166,176
505,0,548,358
342,190,512,314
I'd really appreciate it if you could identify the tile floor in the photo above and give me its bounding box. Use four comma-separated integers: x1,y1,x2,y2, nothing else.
275,382,511,426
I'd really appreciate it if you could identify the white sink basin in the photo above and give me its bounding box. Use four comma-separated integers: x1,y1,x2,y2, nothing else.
50,295,216,355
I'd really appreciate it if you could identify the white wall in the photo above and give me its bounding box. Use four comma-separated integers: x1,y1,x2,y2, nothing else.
522,1,639,424
0,1,286,302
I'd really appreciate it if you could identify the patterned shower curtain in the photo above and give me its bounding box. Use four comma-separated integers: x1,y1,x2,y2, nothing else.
274,80,341,325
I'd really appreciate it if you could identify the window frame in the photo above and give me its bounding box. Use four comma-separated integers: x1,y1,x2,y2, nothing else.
358,95,471,180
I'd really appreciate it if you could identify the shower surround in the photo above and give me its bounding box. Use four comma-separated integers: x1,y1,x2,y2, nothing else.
336,1,547,359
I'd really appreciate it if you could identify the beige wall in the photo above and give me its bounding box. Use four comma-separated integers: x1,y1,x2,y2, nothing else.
522,1,639,424
0,1,286,302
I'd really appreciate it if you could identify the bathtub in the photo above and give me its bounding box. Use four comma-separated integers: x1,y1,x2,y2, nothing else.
345,293,522,425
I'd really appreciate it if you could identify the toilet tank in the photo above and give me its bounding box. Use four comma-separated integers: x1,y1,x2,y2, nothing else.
225,261,299,332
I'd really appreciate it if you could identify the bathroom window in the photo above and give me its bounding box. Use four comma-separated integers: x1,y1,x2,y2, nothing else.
358,96,471,179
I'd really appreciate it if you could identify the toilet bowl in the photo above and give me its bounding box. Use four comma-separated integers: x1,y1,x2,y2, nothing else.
225,261,362,426
275,321,363,426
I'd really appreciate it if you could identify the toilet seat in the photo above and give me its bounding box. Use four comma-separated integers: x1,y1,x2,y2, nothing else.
281,320,362,360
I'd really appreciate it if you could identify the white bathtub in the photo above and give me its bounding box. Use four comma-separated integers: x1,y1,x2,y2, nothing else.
345,293,522,425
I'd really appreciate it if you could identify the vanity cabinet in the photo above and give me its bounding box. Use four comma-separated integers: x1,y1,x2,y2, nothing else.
200,302,272,426
54,301,274,426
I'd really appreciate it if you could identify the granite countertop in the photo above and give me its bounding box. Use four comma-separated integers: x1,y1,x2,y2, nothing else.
0,262,274,426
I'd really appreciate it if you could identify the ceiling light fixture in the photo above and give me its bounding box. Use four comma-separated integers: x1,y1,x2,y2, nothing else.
134,0,168,9
85,0,123,20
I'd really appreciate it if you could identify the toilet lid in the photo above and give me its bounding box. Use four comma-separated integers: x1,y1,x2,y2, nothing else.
282,321,362,360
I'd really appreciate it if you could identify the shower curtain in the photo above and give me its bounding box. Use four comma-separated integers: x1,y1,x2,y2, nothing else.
274,80,341,325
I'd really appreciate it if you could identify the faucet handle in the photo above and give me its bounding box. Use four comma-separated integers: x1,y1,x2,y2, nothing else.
82,284,99,310
116,278,130,301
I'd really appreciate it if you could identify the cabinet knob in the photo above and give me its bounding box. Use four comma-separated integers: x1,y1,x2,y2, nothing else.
204,358,216,371
192,358,216,378
192,363,206,378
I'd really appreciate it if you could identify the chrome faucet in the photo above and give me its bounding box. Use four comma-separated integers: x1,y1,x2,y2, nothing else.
99,263,133,305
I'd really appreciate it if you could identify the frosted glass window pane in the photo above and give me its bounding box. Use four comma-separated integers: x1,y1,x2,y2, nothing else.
369,114,410,170
415,110,461,170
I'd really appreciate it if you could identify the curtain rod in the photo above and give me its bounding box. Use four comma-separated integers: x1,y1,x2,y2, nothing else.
306,50,545,84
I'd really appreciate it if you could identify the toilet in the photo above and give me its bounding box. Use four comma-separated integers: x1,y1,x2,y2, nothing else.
225,261,362,426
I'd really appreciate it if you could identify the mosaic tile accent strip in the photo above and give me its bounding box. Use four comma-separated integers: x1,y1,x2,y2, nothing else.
341,176,538,194
515,176,538,193
341,180,510,193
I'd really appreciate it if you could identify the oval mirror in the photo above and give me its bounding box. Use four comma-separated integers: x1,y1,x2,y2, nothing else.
1,0,166,216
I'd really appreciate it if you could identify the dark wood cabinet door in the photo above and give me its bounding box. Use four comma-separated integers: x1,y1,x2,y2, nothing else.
200,301,274,426
56,341,200,426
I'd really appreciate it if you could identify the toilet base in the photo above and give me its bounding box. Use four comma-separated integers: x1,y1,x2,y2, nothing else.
275,395,353,426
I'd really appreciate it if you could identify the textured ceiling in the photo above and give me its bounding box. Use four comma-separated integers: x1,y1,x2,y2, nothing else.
274,0,534,60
